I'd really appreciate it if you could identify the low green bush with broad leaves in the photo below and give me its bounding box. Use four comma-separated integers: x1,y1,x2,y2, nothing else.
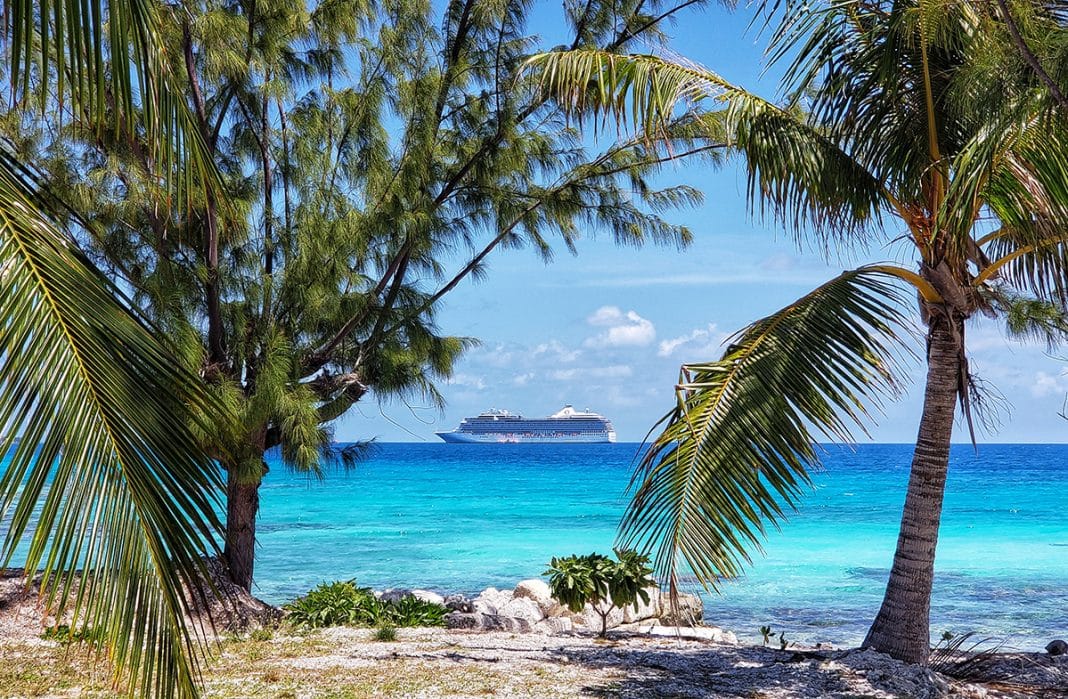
283,580,447,629
544,548,656,637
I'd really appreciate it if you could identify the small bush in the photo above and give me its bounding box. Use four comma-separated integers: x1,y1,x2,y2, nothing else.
384,594,448,627
544,548,656,637
374,624,397,642
284,580,447,629
283,580,378,628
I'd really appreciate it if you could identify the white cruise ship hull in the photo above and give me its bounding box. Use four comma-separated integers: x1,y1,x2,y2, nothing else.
435,430,616,444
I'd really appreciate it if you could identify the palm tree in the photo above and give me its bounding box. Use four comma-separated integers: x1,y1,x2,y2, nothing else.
1,1,227,696
526,0,1068,664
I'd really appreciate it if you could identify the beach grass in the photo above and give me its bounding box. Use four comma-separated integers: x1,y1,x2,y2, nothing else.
0,629,626,698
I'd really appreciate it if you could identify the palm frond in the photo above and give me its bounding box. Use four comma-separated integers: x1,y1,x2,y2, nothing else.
6,0,218,204
524,49,888,242
930,632,1004,681
0,158,225,698
976,117,1068,299
619,268,915,592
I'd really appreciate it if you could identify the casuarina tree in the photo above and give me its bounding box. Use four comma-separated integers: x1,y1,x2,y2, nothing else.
7,0,719,592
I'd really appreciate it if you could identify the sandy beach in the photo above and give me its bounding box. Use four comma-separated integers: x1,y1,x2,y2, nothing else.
2,573,1065,698
5,623,1068,698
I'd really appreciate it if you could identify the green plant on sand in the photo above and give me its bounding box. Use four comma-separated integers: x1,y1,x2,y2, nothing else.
544,549,657,637
374,625,398,642
283,581,447,629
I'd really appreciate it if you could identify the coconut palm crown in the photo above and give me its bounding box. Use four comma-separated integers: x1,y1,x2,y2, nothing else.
527,0,1068,664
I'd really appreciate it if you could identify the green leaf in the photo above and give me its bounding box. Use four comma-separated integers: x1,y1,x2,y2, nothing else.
619,268,916,592
524,49,888,243
0,157,226,699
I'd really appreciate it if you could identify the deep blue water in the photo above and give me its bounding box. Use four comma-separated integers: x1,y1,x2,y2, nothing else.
249,442,1067,650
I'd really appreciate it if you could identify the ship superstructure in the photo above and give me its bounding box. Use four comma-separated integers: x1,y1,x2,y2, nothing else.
435,405,616,443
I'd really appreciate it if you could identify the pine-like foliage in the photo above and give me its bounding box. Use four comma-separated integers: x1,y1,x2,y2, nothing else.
3,0,719,591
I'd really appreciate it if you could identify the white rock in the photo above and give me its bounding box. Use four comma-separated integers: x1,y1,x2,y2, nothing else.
499,597,545,624
410,589,444,606
622,586,661,624
533,617,573,635
473,587,512,615
513,579,554,613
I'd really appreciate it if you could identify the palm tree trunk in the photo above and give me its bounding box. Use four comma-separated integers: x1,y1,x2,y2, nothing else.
224,463,264,592
862,314,962,664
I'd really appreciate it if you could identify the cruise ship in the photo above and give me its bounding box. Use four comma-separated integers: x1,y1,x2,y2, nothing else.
435,405,617,443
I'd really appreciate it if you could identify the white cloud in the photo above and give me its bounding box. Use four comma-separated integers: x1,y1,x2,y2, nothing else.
532,340,581,363
446,373,487,390
512,372,535,386
1031,370,1068,398
548,365,633,382
658,323,730,358
587,306,626,326
584,306,656,348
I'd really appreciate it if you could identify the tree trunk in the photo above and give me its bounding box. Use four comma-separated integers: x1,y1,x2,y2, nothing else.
224,464,264,592
862,314,962,664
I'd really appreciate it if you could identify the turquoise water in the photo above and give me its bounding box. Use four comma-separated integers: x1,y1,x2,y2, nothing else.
3,442,1064,649
252,442,1067,650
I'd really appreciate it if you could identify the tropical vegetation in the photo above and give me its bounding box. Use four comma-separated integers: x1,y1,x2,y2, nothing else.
282,580,448,629
544,549,656,637
4,0,715,597
0,0,721,695
528,0,1068,664
0,0,230,697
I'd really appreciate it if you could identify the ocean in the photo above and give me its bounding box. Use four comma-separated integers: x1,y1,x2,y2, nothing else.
251,442,1068,650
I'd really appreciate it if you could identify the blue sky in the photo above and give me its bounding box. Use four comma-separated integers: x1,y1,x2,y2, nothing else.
335,2,1068,444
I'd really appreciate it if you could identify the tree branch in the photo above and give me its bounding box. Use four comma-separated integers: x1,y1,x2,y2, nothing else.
182,16,226,368
993,0,1068,111
608,0,702,51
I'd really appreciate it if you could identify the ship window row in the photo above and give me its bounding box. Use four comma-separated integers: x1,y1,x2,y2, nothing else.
463,426,608,433
465,420,606,426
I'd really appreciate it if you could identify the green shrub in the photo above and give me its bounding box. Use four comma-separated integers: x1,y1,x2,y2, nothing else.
383,594,448,627
544,548,656,637
41,624,106,645
374,624,397,642
283,581,447,629
283,580,378,628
